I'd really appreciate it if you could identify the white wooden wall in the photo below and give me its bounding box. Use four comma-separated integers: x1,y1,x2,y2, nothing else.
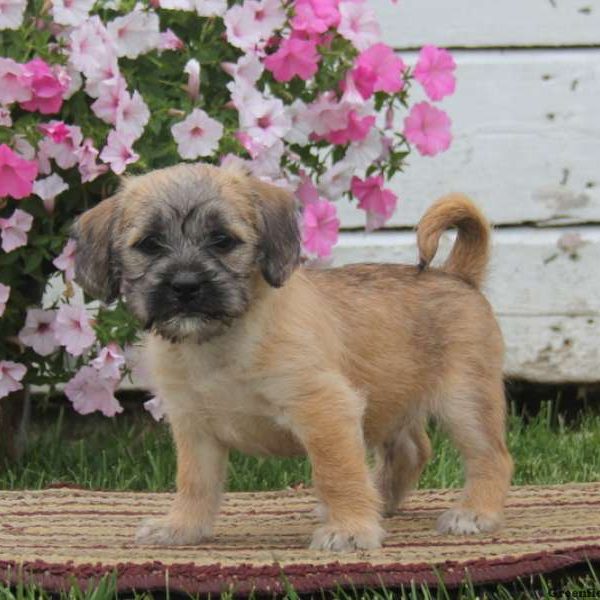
333,0,600,382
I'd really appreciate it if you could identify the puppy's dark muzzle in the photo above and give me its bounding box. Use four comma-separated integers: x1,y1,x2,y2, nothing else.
170,271,204,303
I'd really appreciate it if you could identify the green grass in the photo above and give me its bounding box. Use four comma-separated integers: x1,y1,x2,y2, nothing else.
1,401,599,599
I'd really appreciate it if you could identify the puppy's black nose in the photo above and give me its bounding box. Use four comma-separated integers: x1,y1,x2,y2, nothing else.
171,271,202,300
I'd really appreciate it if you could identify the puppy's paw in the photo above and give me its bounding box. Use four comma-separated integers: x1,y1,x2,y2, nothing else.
436,508,502,535
135,517,208,546
309,521,385,552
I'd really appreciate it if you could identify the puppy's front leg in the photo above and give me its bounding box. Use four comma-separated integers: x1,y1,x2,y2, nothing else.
290,379,384,551
136,420,228,546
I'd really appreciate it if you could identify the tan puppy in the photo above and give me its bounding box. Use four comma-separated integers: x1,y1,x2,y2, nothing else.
73,163,513,551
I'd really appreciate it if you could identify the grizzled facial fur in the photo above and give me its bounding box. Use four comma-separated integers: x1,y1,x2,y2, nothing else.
71,163,301,342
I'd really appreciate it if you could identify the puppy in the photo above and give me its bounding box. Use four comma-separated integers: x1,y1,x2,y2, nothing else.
73,163,513,551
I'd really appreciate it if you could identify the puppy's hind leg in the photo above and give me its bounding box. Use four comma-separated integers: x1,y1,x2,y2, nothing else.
436,377,513,535
375,422,432,517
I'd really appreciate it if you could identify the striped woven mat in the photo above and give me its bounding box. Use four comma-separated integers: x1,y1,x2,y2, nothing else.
1,483,599,595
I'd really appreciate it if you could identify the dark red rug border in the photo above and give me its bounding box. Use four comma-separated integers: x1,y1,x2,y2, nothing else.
1,545,599,595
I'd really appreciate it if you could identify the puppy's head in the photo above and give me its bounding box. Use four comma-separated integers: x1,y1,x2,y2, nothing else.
71,163,300,342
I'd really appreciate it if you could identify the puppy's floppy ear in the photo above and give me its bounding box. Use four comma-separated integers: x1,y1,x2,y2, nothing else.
252,178,301,288
70,195,122,302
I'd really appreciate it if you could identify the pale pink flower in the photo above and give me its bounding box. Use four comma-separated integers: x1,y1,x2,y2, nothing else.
338,0,380,51
53,238,76,281
0,361,26,400
63,63,83,100
0,209,33,252
54,303,96,356
91,76,127,125
291,0,340,35
33,173,68,214
318,158,354,199
116,90,150,141
325,110,375,145
12,135,35,161
18,309,59,356
172,108,224,160
83,58,120,99
0,107,11,127
20,58,69,115
0,58,31,105
0,144,38,200
69,17,118,78
91,342,125,380
51,0,95,26
184,58,201,101
38,122,83,169
224,3,262,50
159,0,193,9
305,92,349,136
284,99,312,146
194,0,227,16
345,127,385,168
239,92,291,148
144,396,165,421
414,45,456,101
264,37,320,83
0,283,9,316
404,101,452,156
351,175,397,230
159,28,184,51
222,54,263,89
251,138,285,178
251,0,286,38
0,0,26,30
76,138,108,183
108,9,161,59
302,199,340,258
65,365,123,417
100,130,140,174
352,43,405,99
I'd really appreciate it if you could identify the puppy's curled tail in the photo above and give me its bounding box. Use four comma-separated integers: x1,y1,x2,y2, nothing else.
417,193,490,289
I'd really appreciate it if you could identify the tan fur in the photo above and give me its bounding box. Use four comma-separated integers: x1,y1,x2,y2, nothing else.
74,165,513,551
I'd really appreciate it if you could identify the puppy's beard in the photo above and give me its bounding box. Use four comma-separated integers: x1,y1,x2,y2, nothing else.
151,314,232,344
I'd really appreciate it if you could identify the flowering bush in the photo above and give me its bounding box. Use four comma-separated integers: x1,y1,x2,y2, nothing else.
0,0,456,418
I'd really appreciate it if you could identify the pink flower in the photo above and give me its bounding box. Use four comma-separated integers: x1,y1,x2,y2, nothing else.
264,37,320,82
414,45,456,101
351,175,397,230
238,92,291,149
319,158,354,198
65,366,123,417
251,0,286,38
404,101,452,156
0,0,26,30
33,173,68,214
51,0,95,26
91,342,125,380
144,396,165,421
116,90,150,141
91,76,127,125
224,2,262,50
305,92,348,136
0,209,33,252
352,43,405,99
291,0,340,35
159,28,184,51
0,107,11,127
39,121,70,143
284,99,312,145
302,199,340,258
54,303,96,356
184,58,201,101
18,309,58,356
0,283,9,316
100,130,140,174
69,17,118,79
0,361,26,400
171,108,224,160
296,174,320,206
222,54,263,88
325,110,375,145
20,58,69,115
107,9,160,59
53,238,76,281
338,1,381,51
0,58,31,105
38,122,83,169
345,126,385,168
75,139,108,183
0,144,38,200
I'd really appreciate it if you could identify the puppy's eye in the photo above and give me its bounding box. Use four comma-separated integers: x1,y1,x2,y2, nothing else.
134,235,163,255
209,232,240,253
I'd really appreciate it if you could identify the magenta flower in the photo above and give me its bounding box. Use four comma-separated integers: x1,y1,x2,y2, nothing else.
413,45,456,102
54,303,96,356
0,209,33,252
351,175,398,231
20,58,69,115
325,110,375,145
302,199,340,258
0,283,9,317
18,309,59,356
404,101,452,157
0,361,26,400
352,43,405,99
0,144,38,200
264,37,320,82
53,239,76,281
0,57,32,105
65,365,123,417
91,343,125,380
291,0,340,35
